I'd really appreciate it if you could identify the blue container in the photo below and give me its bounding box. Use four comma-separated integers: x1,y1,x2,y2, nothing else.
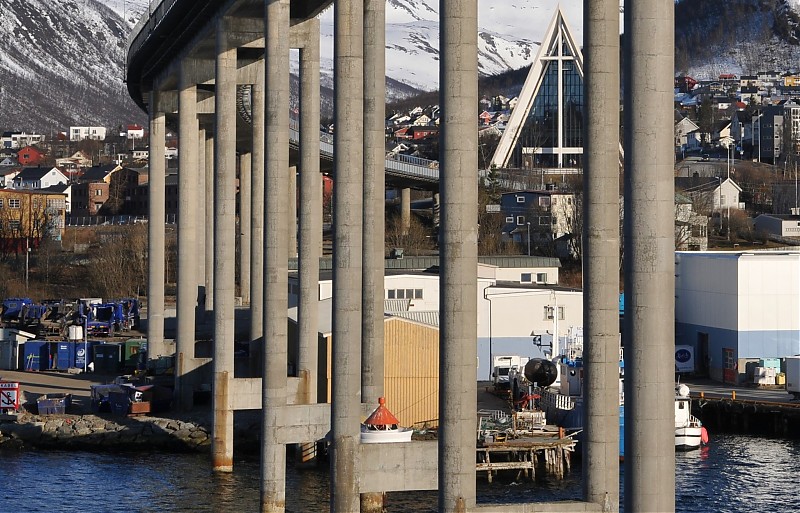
56,342,75,371
37,393,72,415
23,341,51,371
75,341,98,371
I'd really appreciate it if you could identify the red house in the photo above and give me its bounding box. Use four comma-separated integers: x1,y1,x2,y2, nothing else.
17,145,44,166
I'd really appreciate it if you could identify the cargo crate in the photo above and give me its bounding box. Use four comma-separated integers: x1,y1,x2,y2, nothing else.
37,393,72,415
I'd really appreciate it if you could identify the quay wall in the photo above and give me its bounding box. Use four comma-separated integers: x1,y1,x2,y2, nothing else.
694,397,800,438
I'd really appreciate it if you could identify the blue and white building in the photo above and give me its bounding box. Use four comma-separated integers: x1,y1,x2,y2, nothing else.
675,251,800,384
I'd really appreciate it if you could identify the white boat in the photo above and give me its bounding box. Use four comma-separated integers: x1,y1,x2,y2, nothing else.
538,331,709,454
360,397,413,444
675,383,708,451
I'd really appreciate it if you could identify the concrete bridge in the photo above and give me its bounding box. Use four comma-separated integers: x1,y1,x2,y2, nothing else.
126,1,676,512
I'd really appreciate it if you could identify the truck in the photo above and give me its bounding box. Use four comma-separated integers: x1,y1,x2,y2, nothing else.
1,298,46,332
491,355,529,391
87,303,124,337
786,356,800,400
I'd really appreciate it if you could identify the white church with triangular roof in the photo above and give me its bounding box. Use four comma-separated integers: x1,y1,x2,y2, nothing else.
490,7,584,172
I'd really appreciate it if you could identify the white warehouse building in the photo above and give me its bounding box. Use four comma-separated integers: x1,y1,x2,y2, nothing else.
675,251,800,384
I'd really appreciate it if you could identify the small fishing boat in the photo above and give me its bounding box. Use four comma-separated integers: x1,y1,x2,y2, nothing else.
360,397,413,444
675,383,709,451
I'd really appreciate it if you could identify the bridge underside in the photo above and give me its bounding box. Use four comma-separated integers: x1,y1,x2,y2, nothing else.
128,0,676,512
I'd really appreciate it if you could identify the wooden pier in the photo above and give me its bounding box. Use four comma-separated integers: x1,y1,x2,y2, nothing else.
476,436,576,482
476,409,576,482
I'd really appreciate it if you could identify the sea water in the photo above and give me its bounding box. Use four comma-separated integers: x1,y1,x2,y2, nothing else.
0,434,796,513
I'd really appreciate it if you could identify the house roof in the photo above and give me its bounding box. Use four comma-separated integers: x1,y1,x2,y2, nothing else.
40,184,70,194
15,166,57,181
79,164,118,182
675,176,720,193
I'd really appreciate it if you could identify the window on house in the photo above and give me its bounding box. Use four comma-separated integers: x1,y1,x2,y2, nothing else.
539,216,550,226
505,216,514,223
405,289,414,299
536,273,547,283
516,216,525,226
516,196,525,203
9,199,20,208
414,289,423,299
539,197,551,207
95,189,103,196
0,199,3,208
544,306,565,320
387,289,396,299
8,220,20,231
521,273,532,283
396,289,405,299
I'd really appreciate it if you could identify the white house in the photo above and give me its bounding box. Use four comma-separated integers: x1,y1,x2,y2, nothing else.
12,166,69,189
675,116,700,151
69,126,107,141
675,251,800,384
287,255,567,382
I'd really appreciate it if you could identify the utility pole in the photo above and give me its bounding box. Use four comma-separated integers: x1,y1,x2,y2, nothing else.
526,221,531,256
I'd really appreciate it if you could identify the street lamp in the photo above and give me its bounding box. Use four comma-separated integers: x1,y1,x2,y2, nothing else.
526,222,531,256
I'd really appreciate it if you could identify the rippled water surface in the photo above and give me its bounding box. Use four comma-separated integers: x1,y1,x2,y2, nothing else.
0,434,796,512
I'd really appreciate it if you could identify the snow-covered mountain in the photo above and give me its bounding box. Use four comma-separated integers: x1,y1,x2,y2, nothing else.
0,0,798,132
319,0,587,91
0,0,145,132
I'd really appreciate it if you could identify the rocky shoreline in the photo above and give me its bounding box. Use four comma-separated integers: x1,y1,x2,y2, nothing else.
0,412,214,452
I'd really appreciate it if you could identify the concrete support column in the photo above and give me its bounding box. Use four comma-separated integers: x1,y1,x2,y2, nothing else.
438,0,478,511
400,187,411,236
176,62,199,412
250,71,266,377
197,128,207,310
147,91,166,360
298,19,321,410
212,20,237,473
361,0,387,508
288,166,297,257
205,135,215,315
361,0,386,412
623,1,676,511
261,0,290,510
297,22,322,469
240,152,252,305
582,0,621,510
331,0,364,510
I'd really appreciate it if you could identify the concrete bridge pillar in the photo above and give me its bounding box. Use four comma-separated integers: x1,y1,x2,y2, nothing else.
361,0,386,409
212,19,237,473
583,0,621,510
240,152,252,305
361,1,386,510
261,0,291,509
288,166,297,258
331,0,364,510
400,187,411,235
438,0,478,511
176,60,199,412
197,128,207,310
297,18,322,465
205,135,215,316
623,1,676,511
250,70,265,378
147,90,166,361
